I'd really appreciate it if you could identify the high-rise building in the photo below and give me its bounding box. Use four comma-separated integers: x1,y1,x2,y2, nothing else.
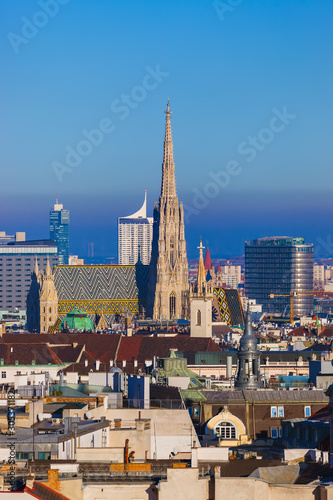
245,236,313,317
148,102,189,320
49,197,69,265
0,239,58,312
118,190,153,265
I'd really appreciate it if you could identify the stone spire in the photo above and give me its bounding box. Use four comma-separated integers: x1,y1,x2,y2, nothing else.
45,256,52,277
160,100,177,201
33,256,39,278
147,102,189,320
235,304,261,389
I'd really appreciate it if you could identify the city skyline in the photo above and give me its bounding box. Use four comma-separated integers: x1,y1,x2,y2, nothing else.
1,1,333,259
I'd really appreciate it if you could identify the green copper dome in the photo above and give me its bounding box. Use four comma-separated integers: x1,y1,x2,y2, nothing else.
60,306,94,332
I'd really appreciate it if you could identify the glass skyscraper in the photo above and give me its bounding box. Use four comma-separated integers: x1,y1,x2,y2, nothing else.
245,237,313,317
49,198,69,265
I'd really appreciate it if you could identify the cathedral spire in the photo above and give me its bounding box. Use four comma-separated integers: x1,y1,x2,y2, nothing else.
160,100,177,200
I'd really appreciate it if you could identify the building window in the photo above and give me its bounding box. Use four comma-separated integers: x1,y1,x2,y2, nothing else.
278,406,284,418
271,428,278,439
214,421,237,439
271,406,277,417
1,372,6,379
304,406,311,417
193,407,199,418
196,310,201,326
279,428,283,438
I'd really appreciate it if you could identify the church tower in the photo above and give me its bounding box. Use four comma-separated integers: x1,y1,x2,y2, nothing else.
235,305,261,389
190,240,213,337
148,102,189,320
39,257,59,333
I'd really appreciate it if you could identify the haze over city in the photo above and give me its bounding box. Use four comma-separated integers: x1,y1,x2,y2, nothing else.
1,0,332,259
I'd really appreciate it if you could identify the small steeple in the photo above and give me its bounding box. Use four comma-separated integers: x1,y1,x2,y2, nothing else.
197,239,206,293
204,248,212,270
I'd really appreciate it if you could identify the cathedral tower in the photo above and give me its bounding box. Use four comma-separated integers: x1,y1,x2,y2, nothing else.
148,102,189,320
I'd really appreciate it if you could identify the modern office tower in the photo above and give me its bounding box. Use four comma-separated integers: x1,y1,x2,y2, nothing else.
118,190,153,265
245,236,313,317
0,239,58,312
49,197,69,265
147,102,189,320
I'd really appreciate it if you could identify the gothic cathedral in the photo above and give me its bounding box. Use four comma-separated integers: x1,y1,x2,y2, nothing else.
148,102,189,320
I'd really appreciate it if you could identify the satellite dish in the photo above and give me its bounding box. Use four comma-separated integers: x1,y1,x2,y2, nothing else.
173,447,178,455
86,411,92,419
37,413,44,422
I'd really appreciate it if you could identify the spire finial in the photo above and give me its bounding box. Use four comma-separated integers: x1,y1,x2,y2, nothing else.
45,256,52,277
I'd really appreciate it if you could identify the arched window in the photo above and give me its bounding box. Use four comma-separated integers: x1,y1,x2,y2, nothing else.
196,310,201,326
49,307,52,313
214,421,237,439
170,292,176,319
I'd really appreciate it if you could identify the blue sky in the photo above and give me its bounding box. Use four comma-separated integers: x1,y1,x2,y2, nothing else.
1,0,333,260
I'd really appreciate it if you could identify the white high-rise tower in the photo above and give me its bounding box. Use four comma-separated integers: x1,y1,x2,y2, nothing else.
118,190,153,265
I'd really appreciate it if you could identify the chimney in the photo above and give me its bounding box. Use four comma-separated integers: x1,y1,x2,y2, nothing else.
25,473,35,489
110,360,114,367
134,360,138,368
122,360,126,368
96,360,100,371
84,359,88,367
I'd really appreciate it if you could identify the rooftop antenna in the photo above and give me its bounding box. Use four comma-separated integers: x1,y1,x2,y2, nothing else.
56,191,58,204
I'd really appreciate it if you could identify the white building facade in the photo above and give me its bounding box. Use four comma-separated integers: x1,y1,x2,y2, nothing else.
118,191,153,265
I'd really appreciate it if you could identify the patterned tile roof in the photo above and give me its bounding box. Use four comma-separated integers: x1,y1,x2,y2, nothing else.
54,264,149,301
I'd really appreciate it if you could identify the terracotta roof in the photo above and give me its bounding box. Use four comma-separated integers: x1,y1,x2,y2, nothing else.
25,481,70,500
48,345,85,363
136,336,220,363
288,328,312,337
117,336,143,362
0,344,62,366
320,327,333,338
204,248,212,270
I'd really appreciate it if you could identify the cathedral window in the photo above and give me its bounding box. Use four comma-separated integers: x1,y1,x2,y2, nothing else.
170,292,176,318
196,310,201,326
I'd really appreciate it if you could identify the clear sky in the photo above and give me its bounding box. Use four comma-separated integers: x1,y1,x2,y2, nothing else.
1,0,333,260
